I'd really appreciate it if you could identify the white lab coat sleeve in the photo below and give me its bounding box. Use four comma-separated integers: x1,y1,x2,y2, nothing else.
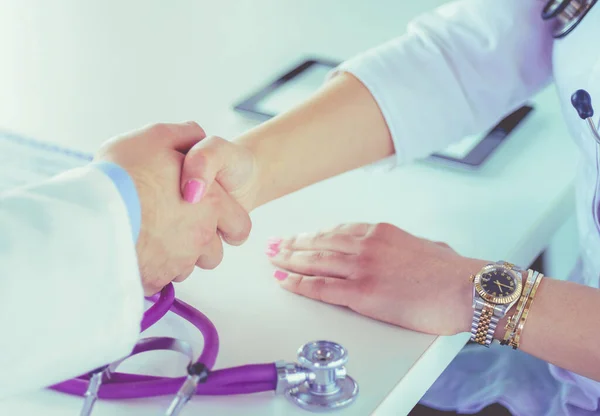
0,165,144,398
334,0,554,164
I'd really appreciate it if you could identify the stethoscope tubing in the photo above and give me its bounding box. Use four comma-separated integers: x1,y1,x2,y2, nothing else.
50,283,278,399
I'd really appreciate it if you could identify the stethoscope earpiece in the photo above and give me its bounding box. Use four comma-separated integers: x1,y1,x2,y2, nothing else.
542,0,597,38
542,0,572,20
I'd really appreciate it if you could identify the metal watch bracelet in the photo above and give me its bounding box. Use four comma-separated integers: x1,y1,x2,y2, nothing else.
470,261,525,347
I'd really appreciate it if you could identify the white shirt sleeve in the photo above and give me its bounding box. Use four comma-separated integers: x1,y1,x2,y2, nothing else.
0,165,144,399
335,0,554,164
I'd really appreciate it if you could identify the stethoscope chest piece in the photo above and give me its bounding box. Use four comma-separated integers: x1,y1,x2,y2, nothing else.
542,0,597,38
285,341,359,412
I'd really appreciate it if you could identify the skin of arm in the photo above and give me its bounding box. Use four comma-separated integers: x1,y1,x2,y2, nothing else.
236,72,394,209
179,45,599,382
267,226,600,382
234,73,600,381
493,273,600,381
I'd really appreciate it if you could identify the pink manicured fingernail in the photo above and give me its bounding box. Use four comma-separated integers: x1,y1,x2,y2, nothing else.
266,237,282,257
273,270,288,281
183,179,206,203
267,237,282,247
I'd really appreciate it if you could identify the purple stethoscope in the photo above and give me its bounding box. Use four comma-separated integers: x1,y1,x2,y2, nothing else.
46,90,597,416
50,283,359,415
571,89,600,233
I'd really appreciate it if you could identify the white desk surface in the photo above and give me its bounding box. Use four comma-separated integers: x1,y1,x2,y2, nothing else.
0,1,580,415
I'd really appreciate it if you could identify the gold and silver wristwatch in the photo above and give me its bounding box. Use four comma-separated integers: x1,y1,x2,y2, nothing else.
469,261,524,347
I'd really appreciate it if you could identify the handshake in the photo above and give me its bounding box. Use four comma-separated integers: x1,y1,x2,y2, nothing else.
96,121,260,295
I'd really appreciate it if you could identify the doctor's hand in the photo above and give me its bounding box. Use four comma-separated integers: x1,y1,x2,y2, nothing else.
266,223,487,336
96,122,252,295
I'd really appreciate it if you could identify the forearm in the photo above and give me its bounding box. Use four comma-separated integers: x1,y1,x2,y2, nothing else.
232,0,553,210
493,276,600,381
236,73,394,209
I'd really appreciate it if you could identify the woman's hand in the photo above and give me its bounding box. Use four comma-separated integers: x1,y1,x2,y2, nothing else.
267,223,488,335
179,136,261,213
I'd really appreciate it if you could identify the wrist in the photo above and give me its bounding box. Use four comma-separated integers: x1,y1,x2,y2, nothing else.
459,258,489,334
464,261,529,340
235,72,395,210
235,128,281,210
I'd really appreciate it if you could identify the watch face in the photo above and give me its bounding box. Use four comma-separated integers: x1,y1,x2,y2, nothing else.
480,269,517,298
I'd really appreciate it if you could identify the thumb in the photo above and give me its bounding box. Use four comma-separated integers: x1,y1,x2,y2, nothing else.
181,136,254,204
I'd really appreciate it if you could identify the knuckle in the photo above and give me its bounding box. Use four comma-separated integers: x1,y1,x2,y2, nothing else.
308,250,328,262
356,277,376,297
194,227,216,247
290,274,304,292
203,257,221,270
279,248,294,262
310,230,326,244
277,248,296,263
283,235,298,250
357,237,375,254
228,216,252,244
149,123,173,138
304,251,342,275
185,120,205,135
206,135,227,148
355,249,376,271
334,233,355,246
310,278,326,302
196,252,222,270
142,276,162,295
178,263,196,278
332,224,346,233
373,222,395,235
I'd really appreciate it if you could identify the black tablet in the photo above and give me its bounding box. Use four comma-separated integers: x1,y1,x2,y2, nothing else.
233,58,533,168
234,58,339,121
429,105,534,168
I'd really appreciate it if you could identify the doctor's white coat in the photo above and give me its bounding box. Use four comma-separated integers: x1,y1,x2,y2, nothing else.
0,166,144,399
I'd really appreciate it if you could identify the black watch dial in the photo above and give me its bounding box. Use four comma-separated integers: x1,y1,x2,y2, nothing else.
480,269,517,298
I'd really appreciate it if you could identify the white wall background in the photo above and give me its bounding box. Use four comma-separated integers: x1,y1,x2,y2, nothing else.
0,0,448,149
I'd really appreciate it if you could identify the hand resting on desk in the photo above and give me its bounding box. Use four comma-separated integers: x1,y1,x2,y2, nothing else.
267,222,483,336
265,222,600,383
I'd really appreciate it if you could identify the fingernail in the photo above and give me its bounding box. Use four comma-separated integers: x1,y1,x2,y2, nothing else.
273,270,288,281
183,179,206,203
265,239,281,256
267,237,282,247
265,237,282,257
